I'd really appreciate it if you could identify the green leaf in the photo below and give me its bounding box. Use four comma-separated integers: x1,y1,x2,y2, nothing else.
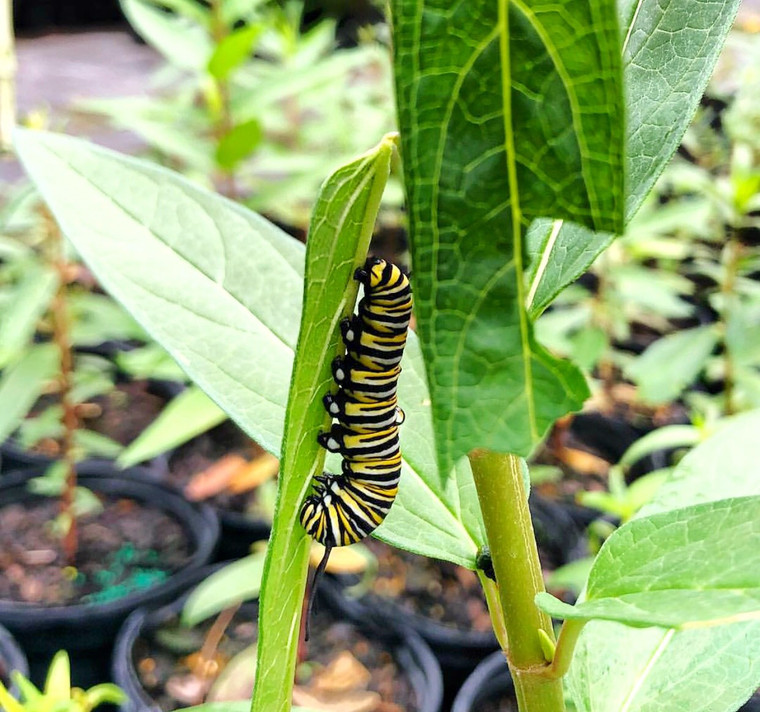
526,0,742,315
537,496,760,628
74,430,124,459
182,552,265,626
0,343,58,443
567,410,760,712
215,119,263,171
0,262,57,368
120,0,212,71
626,326,719,405
81,683,128,708
114,343,188,381
43,651,71,700
619,424,703,468
118,385,226,468
14,128,484,569
68,291,147,347
392,0,621,470
208,25,261,80
250,135,397,712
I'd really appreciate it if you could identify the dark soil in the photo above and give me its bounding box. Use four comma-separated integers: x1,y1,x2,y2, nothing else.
0,496,191,606
85,380,168,446
166,421,268,517
133,602,417,711
360,534,571,635
363,539,493,633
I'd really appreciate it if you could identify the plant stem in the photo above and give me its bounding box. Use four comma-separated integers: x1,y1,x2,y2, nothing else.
470,449,565,712
209,0,237,200
0,0,15,152
720,232,741,416
45,212,79,564
198,603,241,678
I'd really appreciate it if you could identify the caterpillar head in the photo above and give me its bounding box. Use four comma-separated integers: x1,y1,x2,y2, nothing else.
354,256,386,287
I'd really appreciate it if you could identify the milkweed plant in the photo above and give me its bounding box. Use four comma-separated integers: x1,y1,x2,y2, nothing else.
13,0,760,711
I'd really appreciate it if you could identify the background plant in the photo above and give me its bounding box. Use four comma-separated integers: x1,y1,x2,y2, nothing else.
0,650,125,712
81,0,398,229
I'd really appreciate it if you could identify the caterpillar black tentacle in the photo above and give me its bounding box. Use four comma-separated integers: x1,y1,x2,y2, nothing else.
300,257,412,639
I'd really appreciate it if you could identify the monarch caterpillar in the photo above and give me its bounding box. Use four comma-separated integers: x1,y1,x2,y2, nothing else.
299,257,412,638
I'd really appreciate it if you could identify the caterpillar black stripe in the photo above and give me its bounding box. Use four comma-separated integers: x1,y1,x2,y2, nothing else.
300,257,412,637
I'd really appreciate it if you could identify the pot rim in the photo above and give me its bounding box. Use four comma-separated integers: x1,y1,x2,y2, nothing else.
451,650,514,712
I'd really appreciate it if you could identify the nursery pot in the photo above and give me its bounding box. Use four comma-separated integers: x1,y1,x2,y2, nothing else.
113,565,443,712
0,465,219,685
214,510,270,560
0,623,29,696
451,650,515,712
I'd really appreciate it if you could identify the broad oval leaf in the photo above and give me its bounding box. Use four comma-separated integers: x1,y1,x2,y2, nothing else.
13,129,485,569
567,410,760,712
537,496,760,629
527,0,741,316
392,0,623,471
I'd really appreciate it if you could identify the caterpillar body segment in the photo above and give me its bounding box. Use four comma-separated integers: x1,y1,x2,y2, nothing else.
342,316,409,371
317,423,400,461
331,356,402,402
322,391,404,433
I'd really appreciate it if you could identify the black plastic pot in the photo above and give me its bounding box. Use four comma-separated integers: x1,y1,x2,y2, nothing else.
0,623,29,696
0,378,181,478
334,493,585,678
451,650,515,712
214,510,271,560
113,565,443,712
0,466,219,686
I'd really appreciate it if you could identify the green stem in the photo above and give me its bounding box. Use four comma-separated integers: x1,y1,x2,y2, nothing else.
470,449,565,712
480,571,508,651
209,0,237,200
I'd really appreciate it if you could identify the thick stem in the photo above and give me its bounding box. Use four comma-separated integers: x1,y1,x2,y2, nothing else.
470,449,565,712
0,0,15,152
45,213,79,564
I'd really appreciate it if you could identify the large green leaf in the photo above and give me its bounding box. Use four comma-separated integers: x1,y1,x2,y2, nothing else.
537,496,760,628
13,129,485,568
526,0,741,316
392,0,623,471
566,410,760,712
